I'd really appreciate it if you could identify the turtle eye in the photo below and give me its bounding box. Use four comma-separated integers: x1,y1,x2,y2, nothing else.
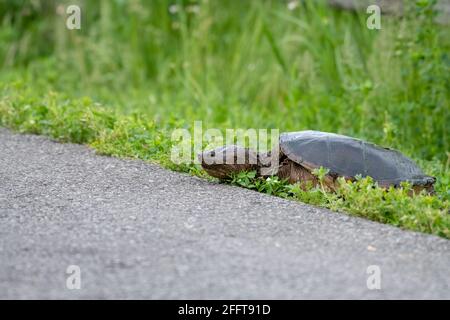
210,151,215,157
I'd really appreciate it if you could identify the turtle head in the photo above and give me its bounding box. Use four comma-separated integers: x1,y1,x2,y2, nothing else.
198,145,259,180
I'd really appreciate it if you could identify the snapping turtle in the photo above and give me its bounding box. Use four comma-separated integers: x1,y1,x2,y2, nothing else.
199,130,435,193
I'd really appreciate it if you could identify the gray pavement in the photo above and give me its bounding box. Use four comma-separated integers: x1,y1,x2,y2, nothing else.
0,128,449,299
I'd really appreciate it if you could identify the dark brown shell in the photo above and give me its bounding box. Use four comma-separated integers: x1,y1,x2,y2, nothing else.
279,131,435,187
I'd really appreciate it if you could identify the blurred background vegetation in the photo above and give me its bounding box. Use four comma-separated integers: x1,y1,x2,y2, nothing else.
0,0,448,160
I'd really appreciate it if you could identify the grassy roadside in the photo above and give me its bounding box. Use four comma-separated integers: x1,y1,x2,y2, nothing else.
1,82,448,239
0,0,448,238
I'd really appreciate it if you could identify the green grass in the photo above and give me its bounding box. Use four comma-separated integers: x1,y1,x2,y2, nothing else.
0,0,449,238
230,169,449,239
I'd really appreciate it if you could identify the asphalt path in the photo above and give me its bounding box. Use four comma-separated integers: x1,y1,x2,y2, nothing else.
0,128,449,299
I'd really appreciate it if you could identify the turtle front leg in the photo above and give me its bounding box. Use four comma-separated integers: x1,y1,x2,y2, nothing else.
276,159,337,191
276,159,314,185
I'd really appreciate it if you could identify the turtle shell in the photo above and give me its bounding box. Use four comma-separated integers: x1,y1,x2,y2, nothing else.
279,131,435,187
